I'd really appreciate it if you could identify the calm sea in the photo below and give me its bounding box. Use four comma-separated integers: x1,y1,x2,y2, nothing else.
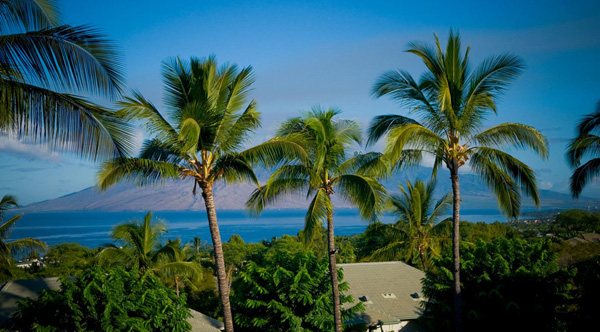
7,209,510,249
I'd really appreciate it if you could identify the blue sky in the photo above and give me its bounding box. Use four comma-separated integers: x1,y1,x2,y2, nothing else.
1,0,600,204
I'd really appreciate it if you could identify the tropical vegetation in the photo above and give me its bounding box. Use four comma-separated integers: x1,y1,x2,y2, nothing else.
96,55,303,332
568,100,600,198
369,31,548,330
13,267,192,332
247,107,386,332
0,0,134,160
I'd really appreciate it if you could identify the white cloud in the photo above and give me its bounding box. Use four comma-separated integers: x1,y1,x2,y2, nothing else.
538,181,554,190
0,137,63,163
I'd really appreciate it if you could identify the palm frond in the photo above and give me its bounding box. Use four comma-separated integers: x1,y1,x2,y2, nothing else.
1,80,136,160
337,152,389,178
384,124,442,164
366,114,420,146
567,134,600,168
369,241,406,262
211,154,259,187
0,194,18,213
0,0,59,32
470,147,538,217
241,137,309,167
576,104,600,135
570,158,600,198
334,174,386,222
303,188,331,245
116,90,178,144
97,157,180,191
8,237,46,255
0,25,125,96
216,100,261,153
0,214,21,238
471,123,548,158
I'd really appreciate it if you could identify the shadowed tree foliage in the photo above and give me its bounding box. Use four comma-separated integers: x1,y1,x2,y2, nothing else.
97,56,303,332
421,238,570,332
232,250,363,332
0,195,46,280
369,30,548,331
247,107,386,332
369,180,451,270
567,100,600,198
0,0,134,160
13,267,192,332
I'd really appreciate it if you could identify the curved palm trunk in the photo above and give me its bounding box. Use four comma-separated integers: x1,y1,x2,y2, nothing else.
327,208,343,332
450,168,463,332
201,185,234,332
418,245,427,272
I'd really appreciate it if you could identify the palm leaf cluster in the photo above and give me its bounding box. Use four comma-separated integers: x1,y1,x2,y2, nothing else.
97,212,203,294
0,194,46,268
0,0,134,160
370,180,451,270
371,31,547,217
568,101,600,198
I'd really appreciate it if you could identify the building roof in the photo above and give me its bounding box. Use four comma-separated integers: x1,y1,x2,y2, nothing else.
0,277,223,332
339,261,426,326
0,277,63,328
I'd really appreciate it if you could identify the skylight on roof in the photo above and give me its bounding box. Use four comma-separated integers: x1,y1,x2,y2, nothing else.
382,293,396,299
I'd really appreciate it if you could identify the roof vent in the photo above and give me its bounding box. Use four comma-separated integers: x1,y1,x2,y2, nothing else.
411,292,422,299
382,293,396,299
359,296,370,302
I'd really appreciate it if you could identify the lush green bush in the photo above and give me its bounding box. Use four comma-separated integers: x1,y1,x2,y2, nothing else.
421,237,571,332
13,267,191,332
232,250,363,332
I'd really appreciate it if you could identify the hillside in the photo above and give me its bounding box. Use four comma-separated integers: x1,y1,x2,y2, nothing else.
22,167,599,212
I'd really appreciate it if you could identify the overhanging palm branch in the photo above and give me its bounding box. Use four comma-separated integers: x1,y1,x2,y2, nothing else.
0,0,133,160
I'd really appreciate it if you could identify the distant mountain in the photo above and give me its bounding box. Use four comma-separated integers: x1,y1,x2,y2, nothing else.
21,167,599,212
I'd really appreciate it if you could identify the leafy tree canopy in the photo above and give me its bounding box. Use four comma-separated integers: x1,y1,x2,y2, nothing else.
13,267,192,332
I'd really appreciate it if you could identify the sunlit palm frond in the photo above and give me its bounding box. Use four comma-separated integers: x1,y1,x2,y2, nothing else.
97,157,180,190
217,100,261,153
337,152,390,178
385,124,442,164
211,154,259,186
369,241,406,262
366,114,420,146
246,165,312,215
303,188,331,245
334,174,386,222
0,25,125,96
470,147,538,218
7,237,46,255
471,123,548,158
241,136,309,167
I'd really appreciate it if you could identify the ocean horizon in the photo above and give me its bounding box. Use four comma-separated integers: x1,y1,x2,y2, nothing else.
7,209,521,249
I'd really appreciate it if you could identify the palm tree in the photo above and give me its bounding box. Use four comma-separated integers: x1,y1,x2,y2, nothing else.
0,0,134,159
97,212,202,296
568,101,600,198
369,31,548,331
0,195,46,271
97,56,301,332
247,107,386,332
370,180,451,271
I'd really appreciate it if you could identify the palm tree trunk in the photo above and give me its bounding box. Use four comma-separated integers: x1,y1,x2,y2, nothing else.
201,185,234,332
419,246,427,272
450,168,463,332
327,208,343,332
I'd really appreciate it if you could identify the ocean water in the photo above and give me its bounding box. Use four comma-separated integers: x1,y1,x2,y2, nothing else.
6,209,510,249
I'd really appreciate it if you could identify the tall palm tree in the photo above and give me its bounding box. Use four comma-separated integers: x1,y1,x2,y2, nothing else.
0,0,134,159
247,107,386,332
0,195,46,270
370,180,451,271
97,56,302,332
369,31,548,331
568,101,600,198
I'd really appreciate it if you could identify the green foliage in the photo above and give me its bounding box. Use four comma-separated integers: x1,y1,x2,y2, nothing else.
231,250,363,332
41,243,96,276
13,267,192,332
421,237,570,332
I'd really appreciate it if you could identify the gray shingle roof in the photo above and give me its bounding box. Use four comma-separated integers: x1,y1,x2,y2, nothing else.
339,261,425,326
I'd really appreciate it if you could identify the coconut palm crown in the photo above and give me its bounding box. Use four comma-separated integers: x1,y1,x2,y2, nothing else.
370,179,451,271
97,55,304,332
247,107,386,332
369,31,548,331
568,101,600,198
0,0,134,160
